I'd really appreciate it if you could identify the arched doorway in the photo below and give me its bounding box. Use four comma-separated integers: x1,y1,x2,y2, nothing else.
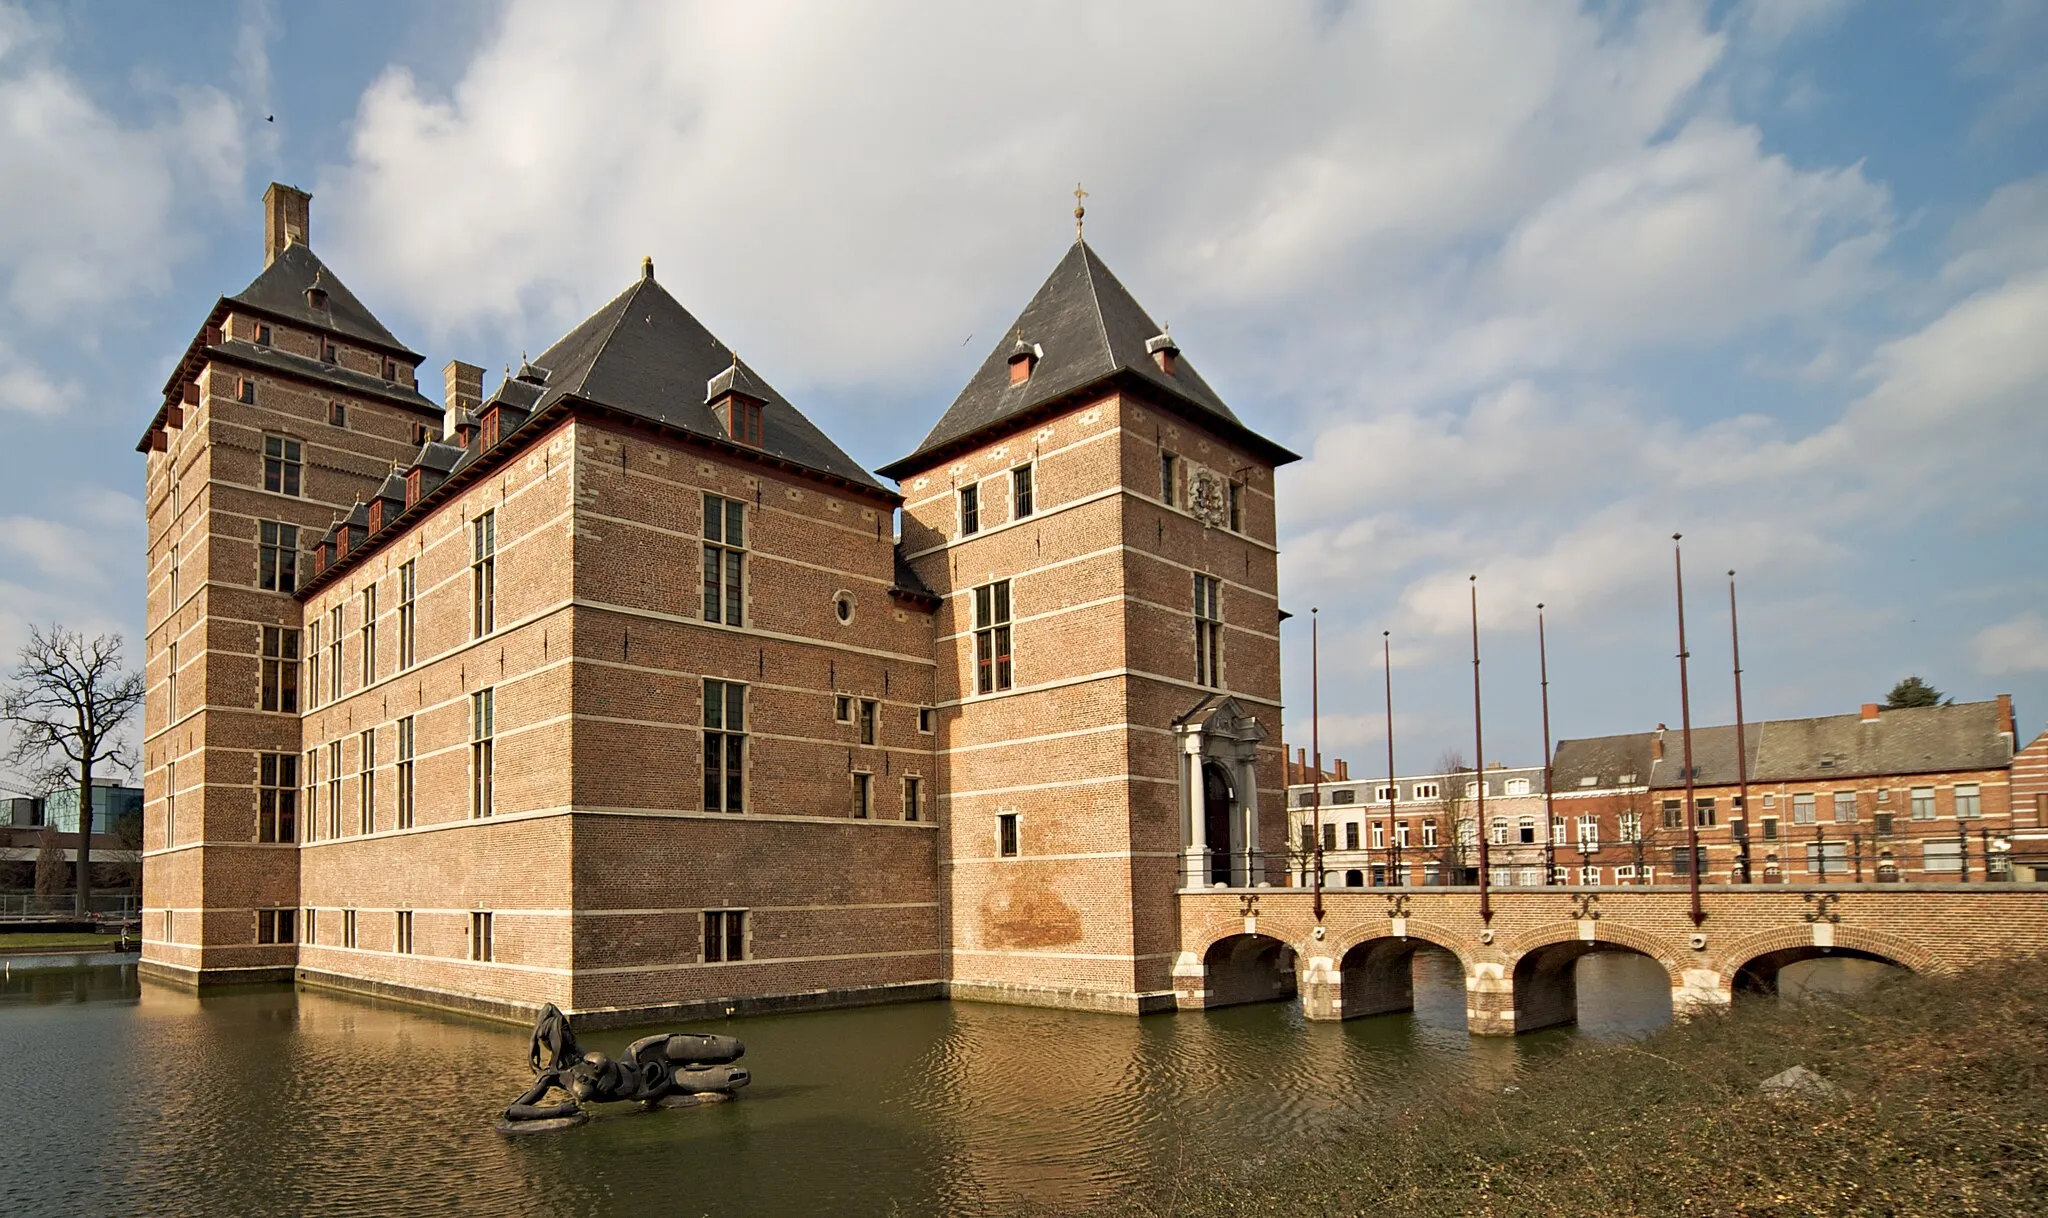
1511,942,1673,1034
1202,933,1298,1009
1733,946,1910,998
1202,764,1234,886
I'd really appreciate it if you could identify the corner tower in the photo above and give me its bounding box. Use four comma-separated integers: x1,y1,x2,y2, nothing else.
881,239,1298,1014
138,183,438,984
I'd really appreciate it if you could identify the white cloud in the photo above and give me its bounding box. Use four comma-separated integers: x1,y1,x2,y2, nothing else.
0,337,77,414
1973,612,2048,675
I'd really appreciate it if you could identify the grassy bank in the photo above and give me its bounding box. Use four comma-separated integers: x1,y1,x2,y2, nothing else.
1117,958,2048,1217
0,931,132,953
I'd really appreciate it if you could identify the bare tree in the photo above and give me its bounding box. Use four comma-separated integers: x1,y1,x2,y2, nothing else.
2,626,144,916
34,826,67,900
1427,749,1472,882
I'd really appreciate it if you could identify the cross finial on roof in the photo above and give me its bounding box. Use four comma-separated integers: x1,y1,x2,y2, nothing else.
1074,182,1088,240
642,255,653,281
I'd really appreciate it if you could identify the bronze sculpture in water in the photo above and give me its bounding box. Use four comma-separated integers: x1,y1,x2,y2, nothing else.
502,1003,749,1127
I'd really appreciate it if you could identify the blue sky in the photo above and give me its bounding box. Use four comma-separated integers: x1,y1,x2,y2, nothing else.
1,0,2044,791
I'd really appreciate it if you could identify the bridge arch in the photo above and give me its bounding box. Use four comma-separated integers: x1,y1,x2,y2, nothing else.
1328,920,1472,1024
1720,925,1932,997
1506,923,1682,1034
1200,932,1299,1009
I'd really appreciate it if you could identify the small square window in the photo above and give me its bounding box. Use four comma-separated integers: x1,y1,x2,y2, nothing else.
256,324,273,347
835,695,853,723
238,378,256,404
383,360,397,382
328,402,346,427
322,342,337,364
411,423,429,446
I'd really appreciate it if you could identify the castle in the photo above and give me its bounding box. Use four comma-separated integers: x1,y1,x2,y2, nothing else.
138,184,1296,1023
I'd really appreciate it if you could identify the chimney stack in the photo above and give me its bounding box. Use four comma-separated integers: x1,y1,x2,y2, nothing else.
264,183,311,266
1653,725,1666,763
443,361,484,441
1861,703,1882,723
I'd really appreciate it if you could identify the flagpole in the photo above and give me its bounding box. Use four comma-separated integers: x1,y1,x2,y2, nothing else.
1539,603,1556,886
1674,536,1704,926
1472,576,1491,924
1729,571,1752,884
1311,608,1325,924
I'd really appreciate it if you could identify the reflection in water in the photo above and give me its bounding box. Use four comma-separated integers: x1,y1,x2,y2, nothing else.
1778,956,1905,999
0,950,1845,1217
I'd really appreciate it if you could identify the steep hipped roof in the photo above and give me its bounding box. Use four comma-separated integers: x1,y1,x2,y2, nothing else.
1551,700,2015,789
228,240,420,360
878,241,1297,478
514,269,886,494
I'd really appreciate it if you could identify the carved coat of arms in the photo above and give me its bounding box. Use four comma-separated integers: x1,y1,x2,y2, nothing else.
1188,468,1228,528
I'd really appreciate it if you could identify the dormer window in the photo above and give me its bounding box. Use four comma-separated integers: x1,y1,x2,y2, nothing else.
720,398,763,447
405,467,423,506
1145,328,1179,375
307,287,329,311
1007,334,1039,385
480,408,502,449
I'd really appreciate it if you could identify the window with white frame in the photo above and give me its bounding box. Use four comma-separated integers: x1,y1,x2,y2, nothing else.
1832,791,1858,823
1489,818,1508,845
1618,810,1641,842
1505,778,1531,796
1413,782,1439,801
1911,786,1937,820
1422,820,1439,848
1923,838,1962,873
1579,864,1601,885
1550,816,1567,846
1792,793,1817,824
1955,783,1981,819
1576,814,1599,850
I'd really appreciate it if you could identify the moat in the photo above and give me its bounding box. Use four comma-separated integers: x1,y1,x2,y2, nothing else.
0,951,1892,1217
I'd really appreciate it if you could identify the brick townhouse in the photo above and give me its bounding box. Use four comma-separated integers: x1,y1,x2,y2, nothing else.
137,184,1296,1022
1285,698,2026,887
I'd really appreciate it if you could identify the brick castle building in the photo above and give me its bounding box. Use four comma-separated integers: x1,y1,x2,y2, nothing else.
138,184,1297,1023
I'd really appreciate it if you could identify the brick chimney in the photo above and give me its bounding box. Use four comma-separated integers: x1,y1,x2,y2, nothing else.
1861,703,1882,723
443,361,484,442
1997,693,2015,744
264,183,311,266
1335,759,1349,781
1653,725,1666,762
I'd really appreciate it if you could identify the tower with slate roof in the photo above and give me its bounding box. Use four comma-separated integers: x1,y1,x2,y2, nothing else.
880,236,1298,1013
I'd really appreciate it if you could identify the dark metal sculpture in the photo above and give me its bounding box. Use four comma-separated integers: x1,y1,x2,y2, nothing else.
502,1003,748,1125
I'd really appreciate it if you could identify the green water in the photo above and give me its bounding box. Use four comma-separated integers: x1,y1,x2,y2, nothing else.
0,950,1888,1216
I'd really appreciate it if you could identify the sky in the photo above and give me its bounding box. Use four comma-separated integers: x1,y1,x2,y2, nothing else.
1,0,2044,793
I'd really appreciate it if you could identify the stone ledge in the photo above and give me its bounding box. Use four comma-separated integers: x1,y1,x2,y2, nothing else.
566,981,945,1030
140,960,295,989
945,978,1179,1016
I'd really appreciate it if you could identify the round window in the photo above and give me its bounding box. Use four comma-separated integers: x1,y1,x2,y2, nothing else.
834,592,855,624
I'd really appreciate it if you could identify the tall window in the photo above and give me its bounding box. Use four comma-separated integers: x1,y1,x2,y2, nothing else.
1955,783,1982,819
258,753,297,843
702,494,745,626
851,772,872,819
258,521,298,592
703,910,746,963
303,908,318,944
167,642,178,715
1617,811,1641,842
1012,465,1033,519
1550,816,1567,845
395,911,413,955
395,716,415,830
397,560,416,670
1696,797,1718,827
958,484,980,536
998,812,1020,858
1660,798,1683,829
327,740,343,839
1422,820,1439,847
1193,574,1223,687
1517,816,1537,844
327,606,342,702
1832,791,1857,823
359,728,376,834
1792,793,1817,824
703,679,746,812
260,626,299,712
168,543,179,604
1576,814,1599,850
360,585,377,685
165,760,176,846
471,690,495,818
306,619,320,708
859,699,878,746
1159,451,1178,504
472,511,496,637
470,911,494,962
304,748,319,841
904,775,923,822
1227,480,1243,532
342,909,357,949
263,436,302,496
973,580,1013,694
1911,786,1937,820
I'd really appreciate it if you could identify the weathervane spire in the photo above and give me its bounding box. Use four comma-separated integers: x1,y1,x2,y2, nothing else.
1073,182,1088,241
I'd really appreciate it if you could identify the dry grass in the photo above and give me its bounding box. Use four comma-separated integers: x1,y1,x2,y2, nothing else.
1108,958,2048,1217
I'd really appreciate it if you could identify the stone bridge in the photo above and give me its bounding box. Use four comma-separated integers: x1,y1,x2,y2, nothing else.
1174,884,2048,1035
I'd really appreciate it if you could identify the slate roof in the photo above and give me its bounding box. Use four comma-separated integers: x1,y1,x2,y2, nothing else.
1551,701,2015,789
507,269,886,494
878,241,1298,478
228,241,420,359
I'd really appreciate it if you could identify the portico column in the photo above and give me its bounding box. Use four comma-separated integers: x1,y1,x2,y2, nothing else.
1236,750,1260,886
1183,732,1208,888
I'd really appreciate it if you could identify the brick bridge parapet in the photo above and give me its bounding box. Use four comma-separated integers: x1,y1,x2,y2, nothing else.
1174,885,2048,1035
